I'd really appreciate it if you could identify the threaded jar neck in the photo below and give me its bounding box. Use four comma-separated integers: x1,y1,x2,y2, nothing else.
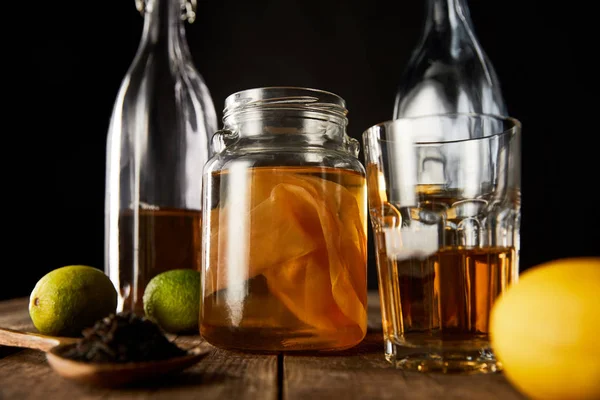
222,87,348,134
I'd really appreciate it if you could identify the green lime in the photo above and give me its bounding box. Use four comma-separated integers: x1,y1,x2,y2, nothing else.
29,265,118,337
143,269,201,334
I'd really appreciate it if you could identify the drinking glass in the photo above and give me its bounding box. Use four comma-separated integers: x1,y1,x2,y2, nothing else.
363,113,521,373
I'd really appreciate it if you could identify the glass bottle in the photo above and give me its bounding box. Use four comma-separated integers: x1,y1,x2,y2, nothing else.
393,0,507,119
200,87,368,352
104,0,218,314
392,0,519,216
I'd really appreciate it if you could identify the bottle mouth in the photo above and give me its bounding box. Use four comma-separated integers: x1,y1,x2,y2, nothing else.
222,87,348,123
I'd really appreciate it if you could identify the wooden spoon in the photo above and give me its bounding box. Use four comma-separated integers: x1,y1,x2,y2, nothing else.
0,327,210,387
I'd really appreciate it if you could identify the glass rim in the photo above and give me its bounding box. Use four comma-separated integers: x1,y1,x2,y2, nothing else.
362,113,522,145
223,86,348,122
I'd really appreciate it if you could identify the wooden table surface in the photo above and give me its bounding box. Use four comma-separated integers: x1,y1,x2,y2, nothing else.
0,292,525,400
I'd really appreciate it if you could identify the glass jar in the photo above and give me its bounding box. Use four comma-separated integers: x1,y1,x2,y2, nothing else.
200,87,368,352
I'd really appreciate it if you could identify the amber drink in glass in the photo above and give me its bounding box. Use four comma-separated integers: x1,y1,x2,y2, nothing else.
363,114,521,373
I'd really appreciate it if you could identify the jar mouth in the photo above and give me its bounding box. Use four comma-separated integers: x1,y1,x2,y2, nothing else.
223,87,348,123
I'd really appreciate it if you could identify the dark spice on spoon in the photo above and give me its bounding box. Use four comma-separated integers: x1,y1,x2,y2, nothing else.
60,312,187,363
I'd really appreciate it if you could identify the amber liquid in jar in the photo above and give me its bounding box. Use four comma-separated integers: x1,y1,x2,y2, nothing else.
201,166,368,352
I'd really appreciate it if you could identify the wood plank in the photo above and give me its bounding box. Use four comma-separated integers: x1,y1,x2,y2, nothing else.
0,337,278,400
0,297,28,315
0,298,33,332
0,345,277,400
0,298,278,400
1,292,526,399
0,298,34,359
283,291,525,400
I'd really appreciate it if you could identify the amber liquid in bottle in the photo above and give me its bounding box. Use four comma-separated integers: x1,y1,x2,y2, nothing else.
201,166,368,352
118,208,202,314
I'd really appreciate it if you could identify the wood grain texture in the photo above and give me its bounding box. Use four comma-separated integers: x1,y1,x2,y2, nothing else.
0,298,33,332
0,293,525,400
0,338,277,400
0,298,33,360
0,298,278,400
0,346,277,400
0,327,78,352
283,291,525,400
282,333,524,400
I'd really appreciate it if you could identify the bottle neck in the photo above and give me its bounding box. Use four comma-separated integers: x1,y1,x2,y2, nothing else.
425,0,473,32
140,0,189,57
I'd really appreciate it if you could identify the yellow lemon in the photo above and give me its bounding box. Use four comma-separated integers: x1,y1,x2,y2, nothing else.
490,257,600,400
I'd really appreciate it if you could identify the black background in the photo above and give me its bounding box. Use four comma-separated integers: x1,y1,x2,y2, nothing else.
6,0,597,300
